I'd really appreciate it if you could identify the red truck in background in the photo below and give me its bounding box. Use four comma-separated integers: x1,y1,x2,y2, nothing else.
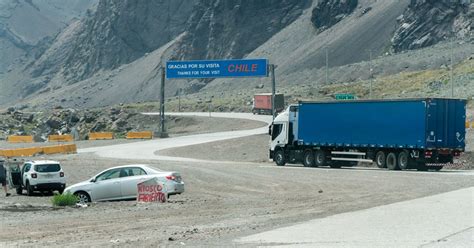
252,93,285,115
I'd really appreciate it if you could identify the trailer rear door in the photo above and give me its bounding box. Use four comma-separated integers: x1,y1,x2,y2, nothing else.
425,99,466,149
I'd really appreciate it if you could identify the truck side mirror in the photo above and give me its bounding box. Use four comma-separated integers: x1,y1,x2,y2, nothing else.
268,125,272,135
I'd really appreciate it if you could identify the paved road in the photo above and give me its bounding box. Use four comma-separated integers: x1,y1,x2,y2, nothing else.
236,187,474,247
78,112,272,162
77,112,473,247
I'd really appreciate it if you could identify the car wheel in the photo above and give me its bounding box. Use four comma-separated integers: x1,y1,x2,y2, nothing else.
274,149,286,166
398,150,409,170
386,152,399,170
74,191,91,204
314,150,327,167
303,150,314,167
26,182,33,196
16,187,22,195
375,151,386,168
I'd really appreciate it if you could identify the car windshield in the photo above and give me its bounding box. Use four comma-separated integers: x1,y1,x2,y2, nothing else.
35,164,61,172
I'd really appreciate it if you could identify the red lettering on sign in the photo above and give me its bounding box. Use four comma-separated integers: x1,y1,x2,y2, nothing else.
138,192,167,203
228,64,258,73
251,64,257,72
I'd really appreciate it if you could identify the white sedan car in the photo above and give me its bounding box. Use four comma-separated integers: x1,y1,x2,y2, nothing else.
64,164,184,203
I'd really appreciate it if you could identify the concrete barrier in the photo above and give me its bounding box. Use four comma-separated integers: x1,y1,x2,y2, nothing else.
0,144,77,158
43,144,77,155
126,131,153,139
7,135,34,143
0,147,42,157
48,134,74,142
89,132,114,140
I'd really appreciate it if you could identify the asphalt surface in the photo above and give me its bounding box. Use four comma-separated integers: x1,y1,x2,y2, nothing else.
74,112,474,247
78,112,272,162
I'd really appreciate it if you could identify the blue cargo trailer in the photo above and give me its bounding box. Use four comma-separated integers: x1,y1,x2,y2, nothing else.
269,98,466,171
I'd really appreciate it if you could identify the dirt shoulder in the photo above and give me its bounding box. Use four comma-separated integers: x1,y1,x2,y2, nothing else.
0,152,472,247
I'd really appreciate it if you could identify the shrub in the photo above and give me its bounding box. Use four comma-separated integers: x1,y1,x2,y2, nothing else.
51,193,78,207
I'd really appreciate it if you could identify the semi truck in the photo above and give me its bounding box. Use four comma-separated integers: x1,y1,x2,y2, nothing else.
269,98,466,171
252,93,284,115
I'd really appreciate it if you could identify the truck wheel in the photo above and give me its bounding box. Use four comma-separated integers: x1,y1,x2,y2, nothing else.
16,187,22,195
274,150,286,166
303,150,315,167
314,150,327,167
398,150,409,170
386,152,399,170
375,151,386,168
26,182,33,196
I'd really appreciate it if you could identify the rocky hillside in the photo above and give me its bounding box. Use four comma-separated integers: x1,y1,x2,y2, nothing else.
0,0,472,110
392,0,473,52
311,0,358,31
31,0,197,82
174,0,310,60
0,0,96,74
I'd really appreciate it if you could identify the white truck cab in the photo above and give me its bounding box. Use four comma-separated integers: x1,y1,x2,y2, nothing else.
269,106,294,165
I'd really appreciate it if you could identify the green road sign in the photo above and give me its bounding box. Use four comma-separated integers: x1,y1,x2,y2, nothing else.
335,94,356,100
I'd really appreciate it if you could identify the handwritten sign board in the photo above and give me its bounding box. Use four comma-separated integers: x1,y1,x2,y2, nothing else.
137,177,167,203
166,59,268,79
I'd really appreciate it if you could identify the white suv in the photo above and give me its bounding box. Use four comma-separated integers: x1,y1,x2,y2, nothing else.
19,160,66,195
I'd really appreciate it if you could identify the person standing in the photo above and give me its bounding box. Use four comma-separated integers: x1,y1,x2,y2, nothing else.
0,159,10,197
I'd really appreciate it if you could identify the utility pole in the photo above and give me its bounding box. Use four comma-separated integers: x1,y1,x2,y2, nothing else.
450,41,454,98
270,64,276,120
325,48,329,85
159,67,166,137
178,88,181,112
369,50,373,99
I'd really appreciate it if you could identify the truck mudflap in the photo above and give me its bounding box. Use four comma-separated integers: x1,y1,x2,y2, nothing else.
269,150,274,159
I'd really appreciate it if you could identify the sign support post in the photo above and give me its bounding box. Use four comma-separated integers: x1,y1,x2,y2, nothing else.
270,64,276,120
160,67,167,138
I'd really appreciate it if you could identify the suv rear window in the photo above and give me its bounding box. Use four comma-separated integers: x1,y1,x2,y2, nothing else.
35,164,61,172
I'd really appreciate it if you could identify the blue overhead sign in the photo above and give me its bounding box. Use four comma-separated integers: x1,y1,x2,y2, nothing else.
166,59,268,79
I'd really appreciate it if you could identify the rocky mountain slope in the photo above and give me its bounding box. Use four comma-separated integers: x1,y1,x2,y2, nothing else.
31,0,198,82
174,0,310,61
392,0,472,52
0,0,472,110
0,0,96,74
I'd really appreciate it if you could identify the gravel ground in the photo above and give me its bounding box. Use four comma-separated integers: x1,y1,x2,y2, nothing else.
1,146,473,247
0,116,473,247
